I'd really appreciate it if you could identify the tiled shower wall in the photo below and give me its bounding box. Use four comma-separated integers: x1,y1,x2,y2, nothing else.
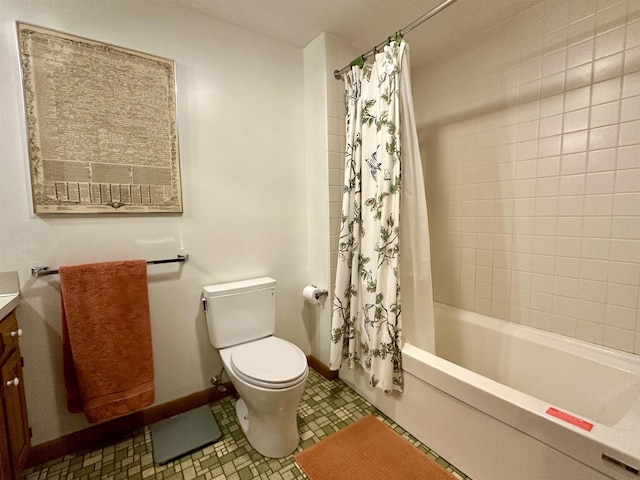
326,36,359,297
412,0,640,354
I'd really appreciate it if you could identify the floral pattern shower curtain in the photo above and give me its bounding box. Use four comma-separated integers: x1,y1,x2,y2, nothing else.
329,42,407,393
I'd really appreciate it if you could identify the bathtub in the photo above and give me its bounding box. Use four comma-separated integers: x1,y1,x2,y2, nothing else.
339,303,640,480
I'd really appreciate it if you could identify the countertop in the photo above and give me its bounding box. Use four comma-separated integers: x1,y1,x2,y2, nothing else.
0,294,20,320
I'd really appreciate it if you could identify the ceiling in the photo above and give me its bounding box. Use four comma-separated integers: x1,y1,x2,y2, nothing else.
162,0,541,68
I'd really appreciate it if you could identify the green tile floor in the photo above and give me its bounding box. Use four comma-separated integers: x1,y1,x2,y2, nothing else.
22,369,471,479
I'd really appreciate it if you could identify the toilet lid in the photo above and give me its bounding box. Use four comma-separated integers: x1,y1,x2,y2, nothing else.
230,337,308,389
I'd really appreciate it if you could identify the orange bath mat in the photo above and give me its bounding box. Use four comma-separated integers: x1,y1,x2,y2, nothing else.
295,415,457,480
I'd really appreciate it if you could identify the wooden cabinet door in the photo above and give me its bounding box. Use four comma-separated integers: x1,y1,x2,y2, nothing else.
0,396,12,480
1,350,29,476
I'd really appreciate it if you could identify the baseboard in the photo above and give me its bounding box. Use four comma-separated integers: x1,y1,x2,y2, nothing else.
26,382,236,468
307,355,339,381
28,357,336,468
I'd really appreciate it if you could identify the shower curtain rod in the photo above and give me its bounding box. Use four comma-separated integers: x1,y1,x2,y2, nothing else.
333,0,458,80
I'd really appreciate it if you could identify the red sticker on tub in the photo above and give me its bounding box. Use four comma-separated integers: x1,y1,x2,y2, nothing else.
546,407,593,431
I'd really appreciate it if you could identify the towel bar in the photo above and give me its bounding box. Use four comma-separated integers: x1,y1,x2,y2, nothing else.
31,254,189,277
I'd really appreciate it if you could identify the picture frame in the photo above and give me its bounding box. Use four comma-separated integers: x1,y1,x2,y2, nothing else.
16,23,183,214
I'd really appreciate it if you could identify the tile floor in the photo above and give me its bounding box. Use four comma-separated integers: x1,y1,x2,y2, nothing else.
22,369,471,479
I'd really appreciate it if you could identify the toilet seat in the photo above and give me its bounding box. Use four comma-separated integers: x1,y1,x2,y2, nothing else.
229,337,308,389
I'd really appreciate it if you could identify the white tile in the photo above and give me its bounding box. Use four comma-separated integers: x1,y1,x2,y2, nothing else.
559,174,586,195
592,77,622,105
582,216,611,237
580,258,609,281
618,145,640,169
531,291,553,311
537,156,561,177
569,0,597,24
579,278,608,302
511,287,531,306
593,52,623,83
581,237,610,259
585,171,615,194
607,283,638,308
619,120,640,146
594,27,625,58
558,196,585,216
545,1,570,31
622,72,640,98
558,217,584,237
567,38,594,67
555,256,581,277
587,148,616,172
603,325,636,352
553,295,578,317
576,319,604,344
556,236,582,263
538,135,562,157
621,96,640,122
608,261,639,286
561,152,587,174
541,72,566,96
543,50,567,76
595,1,627,29
532,234,556,255
565,85,591,111
588,124,619,150
590,100,620,127
625,46,640,74
531,254,555,274
627,20,640,49
541,93,565,117
520,58,542,83
516,159,538,179
533,216,557,235
615,169,640,193
517,139,539,160
577,299,605,323
530,310,553,331
517,101,540,122
611,217,640,239
584,193,613,215
539,115,563,137
613,193,640,215
566,63,593,90
605,304,637,330
569,15,597,46
536,176,560,196
609,238,640,262
491,300,510,319
563,131,589,154
563,108,590,132
553,275,580,297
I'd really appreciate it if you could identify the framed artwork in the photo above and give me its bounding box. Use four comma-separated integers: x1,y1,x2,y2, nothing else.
16,23,182,214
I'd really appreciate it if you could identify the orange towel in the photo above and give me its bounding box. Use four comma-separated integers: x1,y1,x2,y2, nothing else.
60,260,154,424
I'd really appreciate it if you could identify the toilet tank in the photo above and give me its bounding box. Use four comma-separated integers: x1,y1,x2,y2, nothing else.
203,277,276,349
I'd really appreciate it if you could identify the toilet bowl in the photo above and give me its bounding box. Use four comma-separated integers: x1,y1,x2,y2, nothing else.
203,277,309,458
219,336,308,458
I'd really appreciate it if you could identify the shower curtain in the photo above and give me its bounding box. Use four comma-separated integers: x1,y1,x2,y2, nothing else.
329,41,435,393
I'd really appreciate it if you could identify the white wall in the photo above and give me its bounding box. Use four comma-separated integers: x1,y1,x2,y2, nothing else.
0,0,309,445
413,0,640,355
302,33,363,365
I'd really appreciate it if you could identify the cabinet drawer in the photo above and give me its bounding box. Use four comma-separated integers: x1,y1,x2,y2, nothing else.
0,313,20,362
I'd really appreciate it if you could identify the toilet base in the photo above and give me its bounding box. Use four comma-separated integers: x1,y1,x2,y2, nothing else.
235,398,249,434
230,369,307,459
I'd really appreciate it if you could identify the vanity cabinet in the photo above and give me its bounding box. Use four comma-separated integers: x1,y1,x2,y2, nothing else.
0,311,30,480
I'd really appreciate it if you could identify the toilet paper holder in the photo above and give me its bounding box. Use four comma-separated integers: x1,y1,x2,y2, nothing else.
303,285,329,303
312,286,329,299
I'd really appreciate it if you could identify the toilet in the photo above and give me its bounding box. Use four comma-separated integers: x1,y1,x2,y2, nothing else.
202,277,308,458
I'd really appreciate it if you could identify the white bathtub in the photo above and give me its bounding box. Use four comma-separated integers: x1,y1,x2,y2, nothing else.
339,303,640,480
